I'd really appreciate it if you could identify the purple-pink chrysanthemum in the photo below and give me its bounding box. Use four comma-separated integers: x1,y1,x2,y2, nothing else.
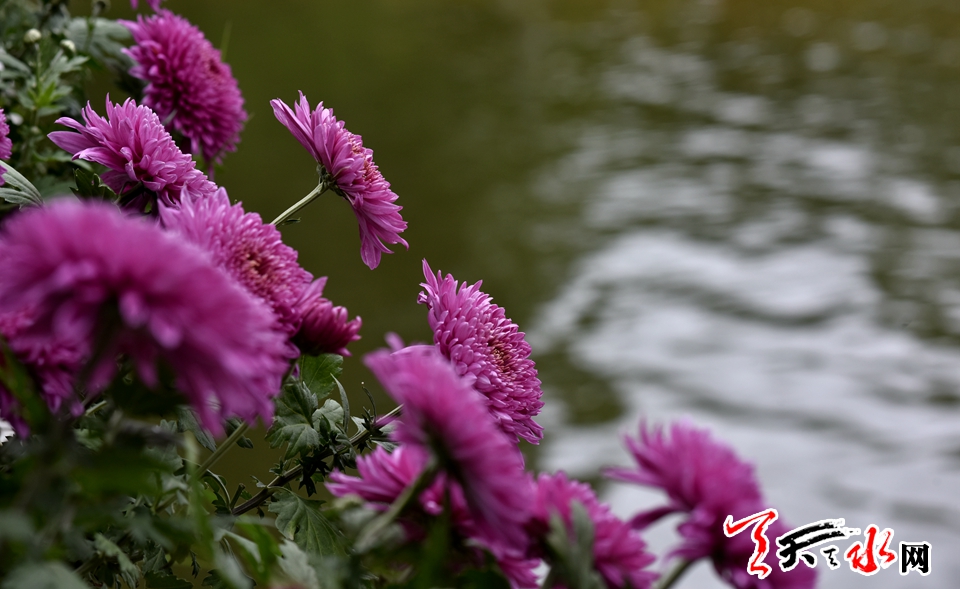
0,200,290,433
606,421,816,589
293,278,362,356
418,260,543,445
48,98,216,210
0,108,11,187
271,92,407,270
328,444,538,588
364,347,533,552
531,472,658,589
160,187,312,337
123,10,246,166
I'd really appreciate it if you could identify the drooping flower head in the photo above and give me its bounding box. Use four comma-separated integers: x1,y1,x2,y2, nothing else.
418,260,543,444
271,92,407,269
364,347,533,551
293,278,362,356
123,11,247,166
531,472,658,589
160,188,312,337
0,200,290,433
0,108,11,187
48,98,217,211
328,444,538,588
605,421,817,589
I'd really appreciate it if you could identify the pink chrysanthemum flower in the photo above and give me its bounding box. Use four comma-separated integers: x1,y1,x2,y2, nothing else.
122,11,246,166
0,108,11,187
364,347,533,552
270,92,407,270
531,472,658,589
418,260,543,445
160,188,312,338
329,445,538,588
49,98,216,211
605,421,817,589
0,200,290,434
293,278,362,356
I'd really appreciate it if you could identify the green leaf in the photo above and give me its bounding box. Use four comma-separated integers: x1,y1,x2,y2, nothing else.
94,533,140,588
333,375,351,434
145,572,194,589
0,162,41,207
224,522,281,585
269,489,345,556
301,353,342,398
2,562,89,589
266,382,321,460
176,406,217,452
313,399,344,433
71,168,118,201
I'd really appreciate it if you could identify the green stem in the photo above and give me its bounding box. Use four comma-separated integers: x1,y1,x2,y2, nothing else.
354,455,437,553
656,559,694,589
231,405,402,516
194,422,249,480
271,180,329,226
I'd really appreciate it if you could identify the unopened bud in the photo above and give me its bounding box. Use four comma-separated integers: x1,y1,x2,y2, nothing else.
23,29,41,44
60,39,76,54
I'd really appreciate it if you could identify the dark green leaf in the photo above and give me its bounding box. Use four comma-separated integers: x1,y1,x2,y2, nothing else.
236,436,254,449
2,562,89,589
301,353,342,398
269,489,345,556
71,168,118,201
333,375,351,434
266,382,320,460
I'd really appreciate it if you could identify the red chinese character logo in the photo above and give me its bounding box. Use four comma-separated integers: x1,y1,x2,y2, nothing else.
844,524,896,576
723,508,779,579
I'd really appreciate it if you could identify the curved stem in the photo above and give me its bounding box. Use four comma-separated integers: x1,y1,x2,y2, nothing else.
656,559,694,589
231,405,402,516
271,180,329,226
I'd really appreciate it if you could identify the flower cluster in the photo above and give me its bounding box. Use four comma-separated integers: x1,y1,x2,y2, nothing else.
49,98,217,210
123,10,247,166
271,92,407,269
0,200,290,433
418,260,544,444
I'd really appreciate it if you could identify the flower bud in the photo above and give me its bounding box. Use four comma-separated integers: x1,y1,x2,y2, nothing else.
60,39,76,54
23,29,42,44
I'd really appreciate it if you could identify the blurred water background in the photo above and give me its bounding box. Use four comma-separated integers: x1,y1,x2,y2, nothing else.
109,1,959,586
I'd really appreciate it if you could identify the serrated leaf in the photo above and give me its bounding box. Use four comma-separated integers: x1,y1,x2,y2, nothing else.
313,399,344,433
0,162,42,206
301,353,342,398
266,382,320,460
269,489,345,556
2,562,89,589
333,375,351,434
145,572,193,589
94,533,140,588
